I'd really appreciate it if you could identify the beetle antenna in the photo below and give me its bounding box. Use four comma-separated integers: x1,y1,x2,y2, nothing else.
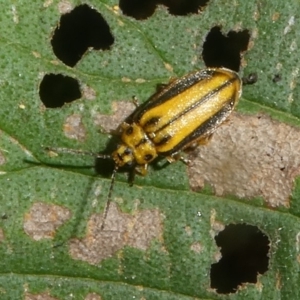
100,165,118,230
45,146,111,160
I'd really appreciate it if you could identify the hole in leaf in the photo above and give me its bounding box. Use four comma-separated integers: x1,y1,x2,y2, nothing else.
39,74,81,108
119,0,157,20
166,0,210,16
272,74,282,83
202,26,250,72
119,0,210,20
210,223,270,294
51,4,114,67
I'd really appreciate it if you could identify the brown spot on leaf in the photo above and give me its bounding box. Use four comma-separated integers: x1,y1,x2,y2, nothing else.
127,209,162,251
58,0,73,14
25,292,58,300
296,232,300,252
11,5,19,24
164,63,173,72
121,77,131,83
135,78,146,83
272,12,280,22
190,242,202,253
23,202,71,241
255,279,263,292
0,228,4,242
0,150,5,165
69,202,162,264
93,101,135,133
185,226,192,236
188,113,300,207
32,51,41,58
276,271,282,290
213,250,222,263
210,209,225,236
63,114,86,141
81,84,96,100
85,293,102,300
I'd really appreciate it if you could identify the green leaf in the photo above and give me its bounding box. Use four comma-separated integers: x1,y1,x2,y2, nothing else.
1,1,300,299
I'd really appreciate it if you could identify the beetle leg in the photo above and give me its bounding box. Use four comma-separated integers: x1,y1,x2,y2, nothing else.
197,134,213,145
179,156,191,165
166,155,176,163
167,77,177,84
120,122,131,131
128,169,136,186
166,154,191,165
135,164,148,176
132,96,139,107
182,134,214,152
156,83,168,92
156,77,177,92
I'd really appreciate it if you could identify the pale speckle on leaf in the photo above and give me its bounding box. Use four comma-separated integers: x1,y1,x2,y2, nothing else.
82,84,96,100
135,78,146,84
58,0,73,14
0,150,6,165
43,0,53,8
85,293,102,300
190,242,202,254
284,16,295,35
11,5,19,24
0,228,4,242
25,292,58,300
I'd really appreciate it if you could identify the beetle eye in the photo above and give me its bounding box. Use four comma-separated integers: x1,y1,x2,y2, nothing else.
144,154,153,161
124,148,132,155
126,126,133,135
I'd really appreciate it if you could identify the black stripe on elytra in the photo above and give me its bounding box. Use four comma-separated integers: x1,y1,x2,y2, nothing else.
158,98,235,156
143,116,160,128
134,69,217,121
155,69,214,104
155,134,172,146
154,76,237,135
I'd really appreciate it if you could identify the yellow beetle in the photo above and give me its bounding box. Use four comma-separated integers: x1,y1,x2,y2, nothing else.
49,67,242,227
112,67,241,175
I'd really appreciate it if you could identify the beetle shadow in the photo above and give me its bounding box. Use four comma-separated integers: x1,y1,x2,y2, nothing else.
94,135,118,178
23,158,95,171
